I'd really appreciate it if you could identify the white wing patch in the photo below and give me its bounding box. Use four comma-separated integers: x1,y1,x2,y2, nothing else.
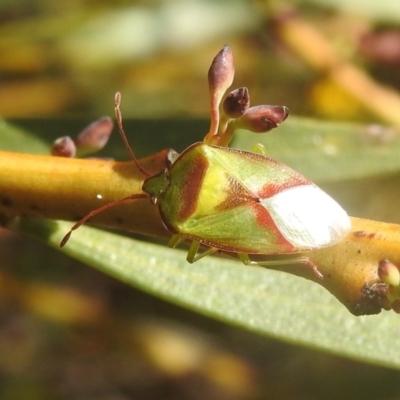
262,185,351,249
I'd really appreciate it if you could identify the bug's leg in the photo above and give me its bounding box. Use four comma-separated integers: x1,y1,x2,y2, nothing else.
167,234,185,249
187,241,219,263
168,235,218,263
237,253,323,279
302,258,324,279
251,143,266,155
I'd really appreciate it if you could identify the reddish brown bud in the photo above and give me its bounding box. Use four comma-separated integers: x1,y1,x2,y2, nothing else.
205,45,235,141
223,87,250,118
51,136,76,158
75,116,114,155
260,105,289,126
232,105,289,133
208,45,235,96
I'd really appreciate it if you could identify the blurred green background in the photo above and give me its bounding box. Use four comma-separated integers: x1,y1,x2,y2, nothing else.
2,1,400,399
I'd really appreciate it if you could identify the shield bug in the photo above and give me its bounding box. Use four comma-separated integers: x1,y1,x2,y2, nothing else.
61,94,350,279
143,141,350,277
61,46,351,278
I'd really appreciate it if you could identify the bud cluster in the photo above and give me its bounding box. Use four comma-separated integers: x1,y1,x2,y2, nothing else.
204,45,289,146
51,116,113,158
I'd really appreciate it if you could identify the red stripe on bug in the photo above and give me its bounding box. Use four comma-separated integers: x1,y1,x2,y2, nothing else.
252,202,296,251
258,174,310,199
177,154,209,222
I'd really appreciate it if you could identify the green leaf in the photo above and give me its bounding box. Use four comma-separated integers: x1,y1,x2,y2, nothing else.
4,117,400,369
232,117,400,182
0,119,49,154
7,117,400,184
16,217,400,370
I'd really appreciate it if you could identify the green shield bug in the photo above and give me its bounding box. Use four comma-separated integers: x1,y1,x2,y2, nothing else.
61,46,351,278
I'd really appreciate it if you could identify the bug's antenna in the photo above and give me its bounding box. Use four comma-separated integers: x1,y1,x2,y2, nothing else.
114,92,152,178
60,93,154,248
60,193,148,247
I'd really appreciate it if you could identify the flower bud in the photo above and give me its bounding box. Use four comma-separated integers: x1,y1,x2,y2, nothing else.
205,46,235,141
75,116,113,155
51,136,76,158
208,45,235,98
232,105,289,133
223,87,250,118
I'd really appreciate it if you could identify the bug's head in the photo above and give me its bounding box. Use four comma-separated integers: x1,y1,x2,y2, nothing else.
142,168,170,202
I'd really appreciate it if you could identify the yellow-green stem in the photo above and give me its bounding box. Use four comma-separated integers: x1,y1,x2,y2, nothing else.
270,218,400,315
0,150,171,238
1,150,400,315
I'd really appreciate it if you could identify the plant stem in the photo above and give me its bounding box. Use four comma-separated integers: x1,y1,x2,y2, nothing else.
0,149,172,238
271,217,400,315
2,150,400,315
